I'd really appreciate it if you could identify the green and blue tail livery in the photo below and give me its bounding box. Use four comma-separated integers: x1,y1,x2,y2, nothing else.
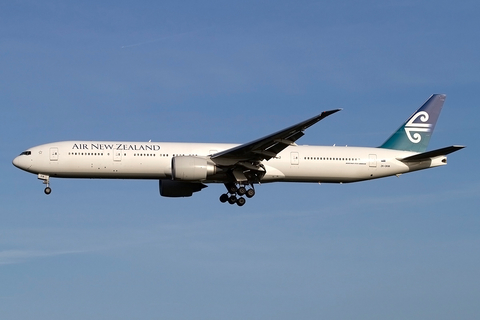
380,94,445,152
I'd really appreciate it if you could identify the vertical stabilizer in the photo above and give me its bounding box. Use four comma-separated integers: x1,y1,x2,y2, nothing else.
379,94,445,152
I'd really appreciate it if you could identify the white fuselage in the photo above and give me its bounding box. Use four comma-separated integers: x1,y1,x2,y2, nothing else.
13,141,447,184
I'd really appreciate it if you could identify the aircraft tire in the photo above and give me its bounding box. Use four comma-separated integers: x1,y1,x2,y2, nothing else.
228,195,237,204
44,187,52,195
246,188,255,198
220,194,229,203
237,197,246,206
237,187,246,196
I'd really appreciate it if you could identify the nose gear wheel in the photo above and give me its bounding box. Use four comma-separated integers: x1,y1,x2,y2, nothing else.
38,174,52,195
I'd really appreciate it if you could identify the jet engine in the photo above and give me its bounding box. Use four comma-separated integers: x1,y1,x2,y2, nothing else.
159,179,207,197
171,156,216,181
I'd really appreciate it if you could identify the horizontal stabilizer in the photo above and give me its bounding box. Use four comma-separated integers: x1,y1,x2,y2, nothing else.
399,145,465,162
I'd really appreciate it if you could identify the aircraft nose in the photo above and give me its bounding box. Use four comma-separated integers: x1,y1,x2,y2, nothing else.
12,156,21,168
12,154,32,171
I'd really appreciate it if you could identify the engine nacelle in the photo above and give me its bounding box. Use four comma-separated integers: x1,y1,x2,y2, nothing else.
159,180,207,197
171,156,216,181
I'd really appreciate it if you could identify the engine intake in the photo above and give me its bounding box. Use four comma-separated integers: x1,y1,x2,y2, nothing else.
171,156,216,181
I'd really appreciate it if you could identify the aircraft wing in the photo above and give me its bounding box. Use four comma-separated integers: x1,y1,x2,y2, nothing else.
211,109,341,166
399,145,465,162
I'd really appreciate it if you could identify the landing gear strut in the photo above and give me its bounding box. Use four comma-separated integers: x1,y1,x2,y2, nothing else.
38,174,51,195
220,183,255,207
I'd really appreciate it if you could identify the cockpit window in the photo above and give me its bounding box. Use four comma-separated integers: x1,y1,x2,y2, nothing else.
20,151,31,156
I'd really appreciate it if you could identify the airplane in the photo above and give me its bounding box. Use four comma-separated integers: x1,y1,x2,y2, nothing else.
13,94,464,206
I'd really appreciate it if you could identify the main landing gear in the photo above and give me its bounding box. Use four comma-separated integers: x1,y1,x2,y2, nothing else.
38,174,51,195
219,183,256,207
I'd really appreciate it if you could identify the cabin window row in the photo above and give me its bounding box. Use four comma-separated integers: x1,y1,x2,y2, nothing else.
303,156,359,161
68,152,174,157
133,153,169,157
69,152,105,156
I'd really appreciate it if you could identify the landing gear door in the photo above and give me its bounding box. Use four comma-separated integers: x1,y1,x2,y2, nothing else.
49,147,58,161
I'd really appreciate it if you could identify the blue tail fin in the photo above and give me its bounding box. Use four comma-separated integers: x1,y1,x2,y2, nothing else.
379,94,445,152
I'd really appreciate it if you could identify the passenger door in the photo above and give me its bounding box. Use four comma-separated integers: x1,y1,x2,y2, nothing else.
49,147,59,161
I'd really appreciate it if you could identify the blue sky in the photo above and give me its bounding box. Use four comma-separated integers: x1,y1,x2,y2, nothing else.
1,1,479,319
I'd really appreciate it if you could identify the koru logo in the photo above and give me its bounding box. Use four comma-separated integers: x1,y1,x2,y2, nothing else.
404,111,432,143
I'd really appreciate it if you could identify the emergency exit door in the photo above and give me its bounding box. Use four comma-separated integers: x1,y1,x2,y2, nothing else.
290,152,299,165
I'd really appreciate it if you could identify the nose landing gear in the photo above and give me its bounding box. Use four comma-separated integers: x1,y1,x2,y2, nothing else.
219,183,255,206
38,174,51,195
